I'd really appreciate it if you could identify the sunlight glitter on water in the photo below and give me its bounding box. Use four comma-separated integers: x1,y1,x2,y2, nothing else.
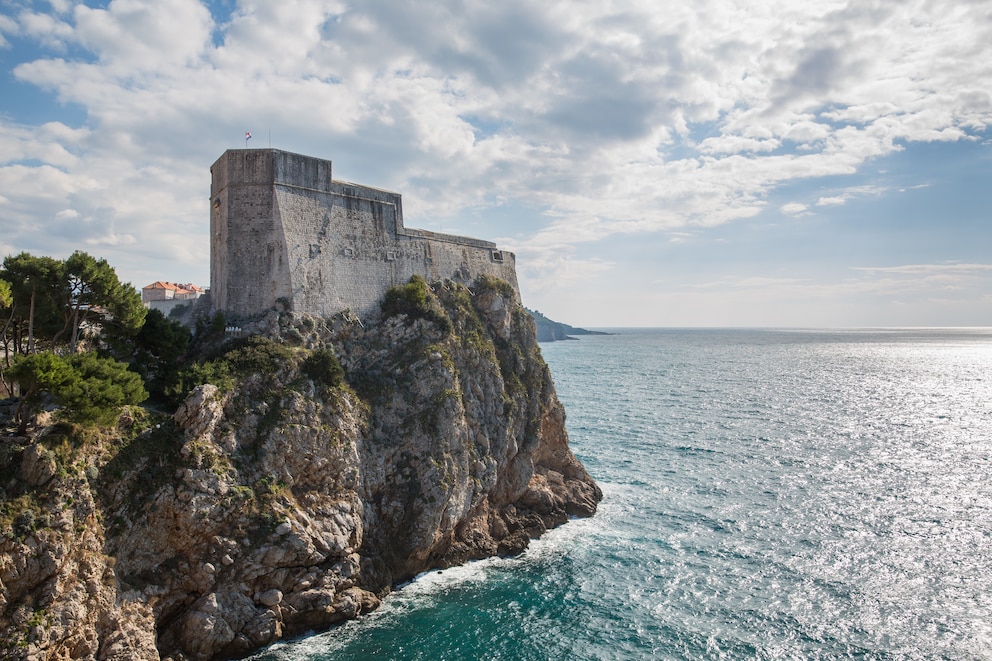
252,329,992,660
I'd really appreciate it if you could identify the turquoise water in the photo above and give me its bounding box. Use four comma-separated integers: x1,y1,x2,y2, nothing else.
251,329,992,660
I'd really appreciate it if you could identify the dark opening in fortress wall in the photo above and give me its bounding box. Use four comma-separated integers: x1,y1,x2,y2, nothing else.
210,149,520,319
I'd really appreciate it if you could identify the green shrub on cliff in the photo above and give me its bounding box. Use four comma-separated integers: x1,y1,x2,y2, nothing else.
61,352,148,424
166,335,298,403
220,335,296,375
301,348,344,388
167,360,233,403
382,275,430,314
473,274,516,299
381,275,453,335
8,353,76,421
9,351,147,430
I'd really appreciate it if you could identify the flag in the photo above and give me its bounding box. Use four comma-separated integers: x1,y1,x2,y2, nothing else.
245,131,252,140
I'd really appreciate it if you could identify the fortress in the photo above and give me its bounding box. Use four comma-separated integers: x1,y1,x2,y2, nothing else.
210,149,520,319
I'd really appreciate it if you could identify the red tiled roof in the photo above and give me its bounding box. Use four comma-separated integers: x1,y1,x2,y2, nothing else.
142,281,204,295
143,281,177,291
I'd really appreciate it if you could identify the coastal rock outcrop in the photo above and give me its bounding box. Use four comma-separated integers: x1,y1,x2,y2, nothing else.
0,277,601,660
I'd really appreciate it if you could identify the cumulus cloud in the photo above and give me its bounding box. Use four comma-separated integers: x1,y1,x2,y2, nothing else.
73,0,213,69
0,14,17,48
0,0,990,295
16,10,74,49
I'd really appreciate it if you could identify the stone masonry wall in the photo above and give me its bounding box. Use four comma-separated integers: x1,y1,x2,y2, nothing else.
210,150,291,314
211,149,519,319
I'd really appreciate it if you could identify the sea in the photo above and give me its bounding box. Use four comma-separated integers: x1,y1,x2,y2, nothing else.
249,328,992,660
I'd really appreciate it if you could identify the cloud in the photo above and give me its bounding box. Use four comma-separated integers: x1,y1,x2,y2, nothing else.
0,14,17,49
16,10,74,49
73,0,213,69
687,276,808,291
810,183,888,208
852,263,992,276
516,250,615,301
698,135,781,155
0,0,990,297
617,262,992,327
774,46,847,105
842,264,992,304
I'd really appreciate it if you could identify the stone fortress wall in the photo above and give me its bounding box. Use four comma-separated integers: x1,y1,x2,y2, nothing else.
210,149,520,319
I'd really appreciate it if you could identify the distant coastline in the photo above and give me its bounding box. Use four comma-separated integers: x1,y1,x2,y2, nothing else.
527,308,611,342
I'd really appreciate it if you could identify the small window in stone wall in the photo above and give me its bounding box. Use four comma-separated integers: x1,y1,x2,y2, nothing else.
491,250,504,263
309,244,321,258
342,247,355,258
385,250,397,261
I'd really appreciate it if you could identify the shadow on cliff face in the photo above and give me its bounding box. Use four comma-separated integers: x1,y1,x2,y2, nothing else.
0,275,601,661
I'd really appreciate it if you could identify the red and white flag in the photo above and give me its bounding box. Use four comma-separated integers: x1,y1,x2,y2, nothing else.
245,131,252,140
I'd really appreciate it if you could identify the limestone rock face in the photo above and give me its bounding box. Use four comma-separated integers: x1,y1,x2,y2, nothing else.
0,279,601,660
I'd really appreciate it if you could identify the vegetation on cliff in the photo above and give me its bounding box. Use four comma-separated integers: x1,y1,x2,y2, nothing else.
9,352,147,432
0,252,145,359
2,251,141,443
1,260,602,660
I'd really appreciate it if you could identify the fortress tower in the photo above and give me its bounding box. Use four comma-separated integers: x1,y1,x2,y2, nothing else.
210,149,519,318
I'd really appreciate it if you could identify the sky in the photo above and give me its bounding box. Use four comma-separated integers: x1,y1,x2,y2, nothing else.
1,0,990,328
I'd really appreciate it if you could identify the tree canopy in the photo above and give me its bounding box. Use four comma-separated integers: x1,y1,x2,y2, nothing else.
1,253,64,356
60,251,146,354
129,308,192,399
0,250,214,428
0,278,11,310
0,250,145,358
8,351,148,431
0,277,12,383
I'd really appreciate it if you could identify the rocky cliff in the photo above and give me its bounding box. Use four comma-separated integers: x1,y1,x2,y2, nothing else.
526,308,609,343
0,277,601,660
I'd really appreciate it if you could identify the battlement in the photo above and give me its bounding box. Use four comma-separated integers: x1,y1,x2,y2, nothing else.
210,149,519,318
